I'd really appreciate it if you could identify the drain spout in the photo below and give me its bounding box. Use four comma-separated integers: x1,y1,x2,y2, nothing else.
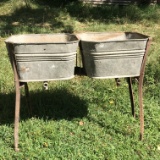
43,81,48,90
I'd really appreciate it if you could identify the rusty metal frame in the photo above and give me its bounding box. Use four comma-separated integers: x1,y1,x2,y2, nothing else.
127,77,135,118
138,37,152,140
8,37,151,151
8,48,30,151
126,38,151,140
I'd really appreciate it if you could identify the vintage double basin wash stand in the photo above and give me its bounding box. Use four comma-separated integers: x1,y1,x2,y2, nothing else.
5,32,151,151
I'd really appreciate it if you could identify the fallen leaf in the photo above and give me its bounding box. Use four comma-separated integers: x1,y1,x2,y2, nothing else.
109,100,114,104
79,121,84,126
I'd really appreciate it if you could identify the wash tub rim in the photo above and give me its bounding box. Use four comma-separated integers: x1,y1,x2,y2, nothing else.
5,33,79,45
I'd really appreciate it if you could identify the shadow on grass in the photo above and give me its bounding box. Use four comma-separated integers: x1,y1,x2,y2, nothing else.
32,0,78,7
0,1,159,36
0,6,74,36
0,0,10,4
0,87,88,124
0,92,15,124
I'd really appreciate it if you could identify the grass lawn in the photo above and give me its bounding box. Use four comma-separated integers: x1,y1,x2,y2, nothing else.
0,0,160,159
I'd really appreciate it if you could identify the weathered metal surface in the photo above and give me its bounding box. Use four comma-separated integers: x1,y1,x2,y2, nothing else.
5,34,79,82
78,32,149,79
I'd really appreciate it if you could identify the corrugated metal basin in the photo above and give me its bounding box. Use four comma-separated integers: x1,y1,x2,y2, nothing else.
5,34,79,82
78,32,149,79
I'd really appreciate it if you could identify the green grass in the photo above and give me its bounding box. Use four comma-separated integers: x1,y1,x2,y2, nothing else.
0,0,160,159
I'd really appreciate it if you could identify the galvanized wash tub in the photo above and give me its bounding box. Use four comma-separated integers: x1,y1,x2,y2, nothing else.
5,34,79,82
78,32,149,79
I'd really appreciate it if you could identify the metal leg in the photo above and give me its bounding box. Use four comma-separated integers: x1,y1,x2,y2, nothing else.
127,77,135,118
9,44,31,150
20,82,32,116
14,80,21,151
14,82,31,151
11,53,21,151
138,38,152,140
24,83,32,115
138,75,144,140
